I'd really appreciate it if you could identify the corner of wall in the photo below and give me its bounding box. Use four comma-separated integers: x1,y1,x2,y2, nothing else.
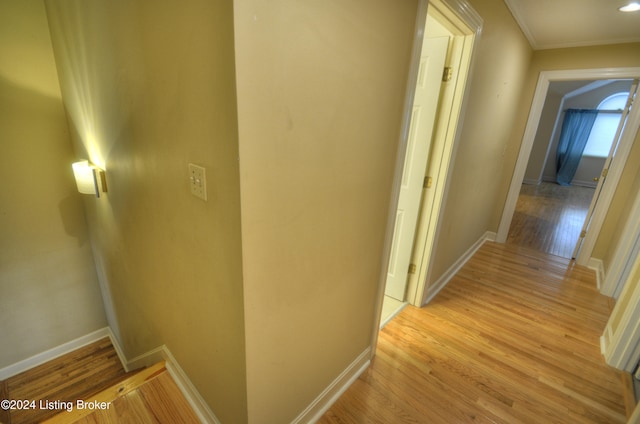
106,330,221,424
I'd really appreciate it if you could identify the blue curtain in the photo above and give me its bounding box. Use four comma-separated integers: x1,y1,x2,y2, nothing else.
556,109,599,186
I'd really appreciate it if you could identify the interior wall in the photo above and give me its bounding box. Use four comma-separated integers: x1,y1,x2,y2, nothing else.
426,0,532,286
233,0,418,421
44,0,247,422
502,43,640,264
523,89,563,183
0,0,107,368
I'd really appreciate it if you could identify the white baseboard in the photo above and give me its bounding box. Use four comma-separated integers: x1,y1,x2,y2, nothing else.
0,328,111,380
571,179,598,189
522,178,541,185
422,231,496,305
106,332,219,423
588,258,605,291
162,348,221,424
292,347,371,424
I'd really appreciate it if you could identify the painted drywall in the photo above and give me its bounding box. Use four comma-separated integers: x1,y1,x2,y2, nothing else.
0,1,106,368
233,0,418,421
502,43,640,265
44,0,247,422
426,0,533,286
523,89,563,184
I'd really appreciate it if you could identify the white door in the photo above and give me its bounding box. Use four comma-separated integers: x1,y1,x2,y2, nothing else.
385,36,449,300
572,79,639,259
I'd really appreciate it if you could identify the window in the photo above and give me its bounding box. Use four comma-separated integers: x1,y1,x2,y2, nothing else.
582,92,628,157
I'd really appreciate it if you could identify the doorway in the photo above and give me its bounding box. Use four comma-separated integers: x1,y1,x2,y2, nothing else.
378,0,482,328
505,79,635,259
497,68,640,268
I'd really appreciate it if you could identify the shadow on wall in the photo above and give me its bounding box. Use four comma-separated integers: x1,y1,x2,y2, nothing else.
0,74,91,251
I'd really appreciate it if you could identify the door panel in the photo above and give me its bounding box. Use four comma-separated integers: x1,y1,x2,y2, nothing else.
385,36,449,300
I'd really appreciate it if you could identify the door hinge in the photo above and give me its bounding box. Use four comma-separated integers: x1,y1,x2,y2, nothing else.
580,230,587,238
442,67,453,82
423,176,433,188
408,263,417,274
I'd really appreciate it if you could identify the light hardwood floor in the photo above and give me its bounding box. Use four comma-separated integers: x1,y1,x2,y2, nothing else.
42,362,200,424
0,339,198,424
1,338,129,424
507,182,595,259
319,242,626,423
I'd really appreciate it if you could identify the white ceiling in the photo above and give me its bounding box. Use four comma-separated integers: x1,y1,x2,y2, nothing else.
504,0,640,50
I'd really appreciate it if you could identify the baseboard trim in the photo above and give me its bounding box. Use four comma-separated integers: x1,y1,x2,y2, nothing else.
422,231,496,305
162,348,221,424
571,179,598,189
522,178,541,185
588,258,605,290
291,347,371,424
0,328,110,380
106,332,219,423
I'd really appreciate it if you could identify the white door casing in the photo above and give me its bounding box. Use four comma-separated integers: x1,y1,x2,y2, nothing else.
572,80,639,259
497,67,640,268
384,36,449,301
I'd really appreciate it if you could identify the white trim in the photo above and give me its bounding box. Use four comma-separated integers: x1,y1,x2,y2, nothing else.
103,332,219,423
522,178,541,185
422,231,496,305
441,0,483,34
371,0,430,355
600,335,607,356
105,327,128,371
380,301,408,329
603,254,640,372
0,328,110,380
2,327,220,423
601,181,640,298
162,348,221,424
588,258,605,290
408,0,483,308
497,68,640,268
570,179,598,189
576,79,640,265
292,348,371,424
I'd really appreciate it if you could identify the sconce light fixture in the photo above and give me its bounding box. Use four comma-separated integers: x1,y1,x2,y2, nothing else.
619,2,640,11
72,160,107,197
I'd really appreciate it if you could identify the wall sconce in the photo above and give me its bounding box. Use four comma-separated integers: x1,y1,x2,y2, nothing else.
72,160,107,198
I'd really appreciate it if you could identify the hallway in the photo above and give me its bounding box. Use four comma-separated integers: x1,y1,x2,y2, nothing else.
507,182,595,258
320,242,626,423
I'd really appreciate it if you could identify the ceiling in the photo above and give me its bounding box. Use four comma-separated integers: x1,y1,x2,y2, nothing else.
504,0,640,50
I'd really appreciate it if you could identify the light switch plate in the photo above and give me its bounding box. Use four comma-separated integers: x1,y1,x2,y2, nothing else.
188,163,207,201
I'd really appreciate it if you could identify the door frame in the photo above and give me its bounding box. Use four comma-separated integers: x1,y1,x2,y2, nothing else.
371,0,482,352
496,67,640,267
406,1,482,307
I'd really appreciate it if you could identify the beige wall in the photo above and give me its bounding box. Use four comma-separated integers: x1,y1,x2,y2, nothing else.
427,0,533,284
44,0,247,422
502,43,640,265
234,0,418,421
0,1,107,368
524,89,563,183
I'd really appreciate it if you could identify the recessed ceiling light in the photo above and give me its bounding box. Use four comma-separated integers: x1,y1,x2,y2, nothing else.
619,2,640,12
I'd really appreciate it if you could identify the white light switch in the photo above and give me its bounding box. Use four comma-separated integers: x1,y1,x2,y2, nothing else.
188,163,207,201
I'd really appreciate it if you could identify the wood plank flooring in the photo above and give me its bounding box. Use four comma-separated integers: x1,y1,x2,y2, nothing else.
319,242,625,423
42,362,200,424
1,340,199,424
1,338,128,424
507,182,595,259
